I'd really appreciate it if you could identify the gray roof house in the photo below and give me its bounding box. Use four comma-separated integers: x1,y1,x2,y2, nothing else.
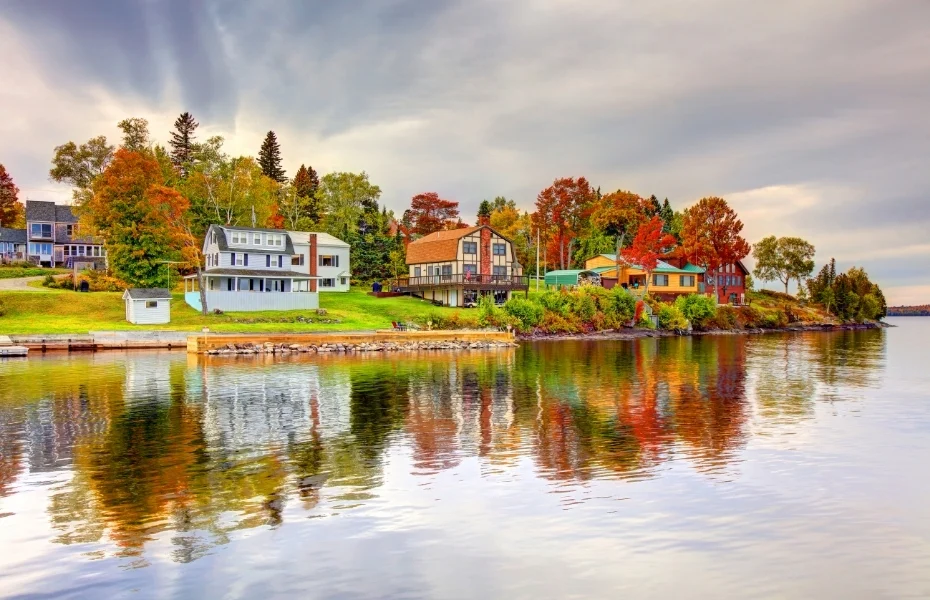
184,225,322,313
0,227,27,261
25,200,105,267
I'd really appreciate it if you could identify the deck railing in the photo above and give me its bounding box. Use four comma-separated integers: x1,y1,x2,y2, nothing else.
394,274,529,291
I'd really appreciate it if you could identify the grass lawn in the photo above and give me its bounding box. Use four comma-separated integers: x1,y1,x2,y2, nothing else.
0,288,470,334
0,267,68,279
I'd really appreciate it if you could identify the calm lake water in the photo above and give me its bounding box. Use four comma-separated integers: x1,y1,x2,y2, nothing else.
1,319,929,599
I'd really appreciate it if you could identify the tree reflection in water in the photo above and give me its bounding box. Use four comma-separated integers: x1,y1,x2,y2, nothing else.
0,328,885,564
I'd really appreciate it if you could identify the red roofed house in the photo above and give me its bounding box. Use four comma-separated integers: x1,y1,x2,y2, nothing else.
398,225,528,307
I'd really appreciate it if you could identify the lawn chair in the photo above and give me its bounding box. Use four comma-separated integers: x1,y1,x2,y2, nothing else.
391,321,407,331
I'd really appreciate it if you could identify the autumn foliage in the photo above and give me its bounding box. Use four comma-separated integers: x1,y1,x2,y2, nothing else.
407,192,462,236
679,196,751,295
622,216,677,289
84,149,197,287
532,177,596,270
0,164,25,228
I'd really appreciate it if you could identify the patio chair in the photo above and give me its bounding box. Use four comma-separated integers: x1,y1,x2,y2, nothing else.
391,321,406,331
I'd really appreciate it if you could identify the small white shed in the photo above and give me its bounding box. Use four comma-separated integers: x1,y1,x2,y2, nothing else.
123,288,172,325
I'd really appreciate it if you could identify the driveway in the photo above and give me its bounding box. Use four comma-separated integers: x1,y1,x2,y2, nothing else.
0,276,52,291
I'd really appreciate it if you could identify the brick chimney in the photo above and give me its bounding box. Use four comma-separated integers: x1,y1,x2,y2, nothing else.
309,233,318,292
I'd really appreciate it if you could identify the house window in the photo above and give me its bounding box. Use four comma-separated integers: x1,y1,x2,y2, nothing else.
230,231,248,244
680,275,695,287
30,223,52,238
464,264,477,280
93,246,100,257
321,278,335,288
653,274,669,286
253,233,261,245
268,234,283,247
67,224,75,236
77,246,85,256
206,254,211,267
319,255,337,267
211,231,217,245
292,254,304,266
340,277,348,285
209,278,215,290
145,301,158,309
213,253,218,266
441,265,452,276
232,253,244,266
414,267,422,277
463,241,477,255
64,246,70,256
29,243,52,255
492,243,506,256
493,266,507,278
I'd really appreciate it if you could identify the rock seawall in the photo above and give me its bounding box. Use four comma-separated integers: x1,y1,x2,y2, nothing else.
206,339,518,355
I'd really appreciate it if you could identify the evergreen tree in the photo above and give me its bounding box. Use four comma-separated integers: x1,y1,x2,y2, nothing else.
258,131,287,183
477,200,492,224
659,198,675,232
292,164,322,223
647,194,661,216
169,112,199,177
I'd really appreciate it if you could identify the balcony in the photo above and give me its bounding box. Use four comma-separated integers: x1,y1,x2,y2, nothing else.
394,274,529,292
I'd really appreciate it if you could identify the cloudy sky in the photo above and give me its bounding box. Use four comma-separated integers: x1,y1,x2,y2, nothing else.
1,0,927,303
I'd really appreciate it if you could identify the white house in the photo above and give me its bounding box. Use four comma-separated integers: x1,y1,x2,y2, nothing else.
288,231,351,292
123,288,172,325
184,225,328,312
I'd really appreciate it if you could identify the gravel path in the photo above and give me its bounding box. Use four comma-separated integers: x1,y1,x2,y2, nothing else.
0,276,52,291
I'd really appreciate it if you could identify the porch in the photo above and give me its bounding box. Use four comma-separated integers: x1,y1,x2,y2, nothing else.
184,272,318,312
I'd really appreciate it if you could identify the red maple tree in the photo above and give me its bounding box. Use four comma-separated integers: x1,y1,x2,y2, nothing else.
621,216,677,293
408,192,461,236
531,177,596,270
679,196,751,300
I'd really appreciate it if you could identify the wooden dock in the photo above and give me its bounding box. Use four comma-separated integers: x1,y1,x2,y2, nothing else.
186,329,515,354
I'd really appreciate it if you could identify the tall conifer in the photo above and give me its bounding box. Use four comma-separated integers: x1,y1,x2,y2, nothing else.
258,131,287,183
169,112,199,177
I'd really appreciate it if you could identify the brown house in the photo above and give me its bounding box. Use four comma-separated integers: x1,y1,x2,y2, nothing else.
397,225,528,307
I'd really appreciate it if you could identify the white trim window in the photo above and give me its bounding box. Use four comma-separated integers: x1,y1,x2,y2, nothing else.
319,255,338,267
492,243,506,256
145,301,158,309
320,278,335,288
253,233,262,245
268,234,284,247
30,223,52,238
230,231,248,245
232,252,245,266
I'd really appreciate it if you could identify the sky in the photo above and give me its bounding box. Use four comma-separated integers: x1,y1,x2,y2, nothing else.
1,0,927,304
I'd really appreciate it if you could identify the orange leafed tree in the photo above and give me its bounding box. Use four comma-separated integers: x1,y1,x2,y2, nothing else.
408,192,461,236
591,190,649,241
679,196,750,300
83,149,198,288
532,177,596,270
621,216,677,294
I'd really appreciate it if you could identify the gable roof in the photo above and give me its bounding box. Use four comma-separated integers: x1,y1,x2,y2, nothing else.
406,226,482,264
594,254,705,274
208,224,296,255
0,227,27,243
54,204,78,223
25,200,57,222
123,288,172,300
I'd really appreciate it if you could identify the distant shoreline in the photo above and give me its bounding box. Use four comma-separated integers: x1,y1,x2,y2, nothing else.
518,321,888,342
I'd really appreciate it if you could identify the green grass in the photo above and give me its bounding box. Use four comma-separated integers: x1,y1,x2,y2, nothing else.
0,267,68,279
0,288,471,334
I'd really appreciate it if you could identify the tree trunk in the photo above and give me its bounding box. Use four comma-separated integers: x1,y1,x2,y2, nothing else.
197,267,209,316
559,233,565,270
784,278,789,294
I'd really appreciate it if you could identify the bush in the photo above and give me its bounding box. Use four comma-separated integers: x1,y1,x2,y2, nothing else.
637,312,656,329
477,294,501,327
604,287,637,324
538,290,569,315
570,292,597,322
503,296,544,332
675,294,717,325
711,305,738,330
657,303,689,330
760,308,789,328
736,304,765,328
539,312,583,334
42,274,56,287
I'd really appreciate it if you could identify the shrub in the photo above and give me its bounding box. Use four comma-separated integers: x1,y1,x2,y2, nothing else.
503,296,544,332
42,274,56,287
637,312,656,329
571,292,597,322
538,290,569,315
478,294,502,327
675,294,717,325
760,308,789,328
711,305,738,330
539,312,582,334
604,287,637,324
657,303,689,330
736,304,765,328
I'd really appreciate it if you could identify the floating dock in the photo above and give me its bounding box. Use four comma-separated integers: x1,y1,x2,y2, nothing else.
0,345,29,357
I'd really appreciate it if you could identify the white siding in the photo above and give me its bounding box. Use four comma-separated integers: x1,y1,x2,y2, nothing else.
126,299,171,325
316,244,351,292
185,290,318,312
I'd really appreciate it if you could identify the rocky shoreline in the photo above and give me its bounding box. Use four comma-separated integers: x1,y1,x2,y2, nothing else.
205,339,519,355
517,321,889,342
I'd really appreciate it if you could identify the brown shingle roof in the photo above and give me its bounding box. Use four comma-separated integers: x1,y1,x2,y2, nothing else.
406,226,481,265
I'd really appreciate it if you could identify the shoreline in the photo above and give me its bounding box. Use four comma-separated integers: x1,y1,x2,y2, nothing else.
517,321,889,342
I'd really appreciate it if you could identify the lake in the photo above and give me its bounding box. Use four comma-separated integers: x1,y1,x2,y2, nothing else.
1,318,928,599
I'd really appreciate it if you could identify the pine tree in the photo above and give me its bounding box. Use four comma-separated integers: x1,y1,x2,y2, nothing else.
258,131,287,183
659,198,674,231
647,194,661,216
477,200,492,224
169,112,199,177
292,164,321,223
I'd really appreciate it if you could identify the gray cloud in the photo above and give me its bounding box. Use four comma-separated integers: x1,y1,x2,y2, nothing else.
1,0,928,301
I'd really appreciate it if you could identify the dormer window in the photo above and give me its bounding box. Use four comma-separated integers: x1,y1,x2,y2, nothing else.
211,231,217,245
253,233,262,245
230,231,248,245
67,224,76,236
30,224,52,238
268,234,284,247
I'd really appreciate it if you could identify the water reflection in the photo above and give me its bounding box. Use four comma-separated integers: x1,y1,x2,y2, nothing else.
0,329,887,568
